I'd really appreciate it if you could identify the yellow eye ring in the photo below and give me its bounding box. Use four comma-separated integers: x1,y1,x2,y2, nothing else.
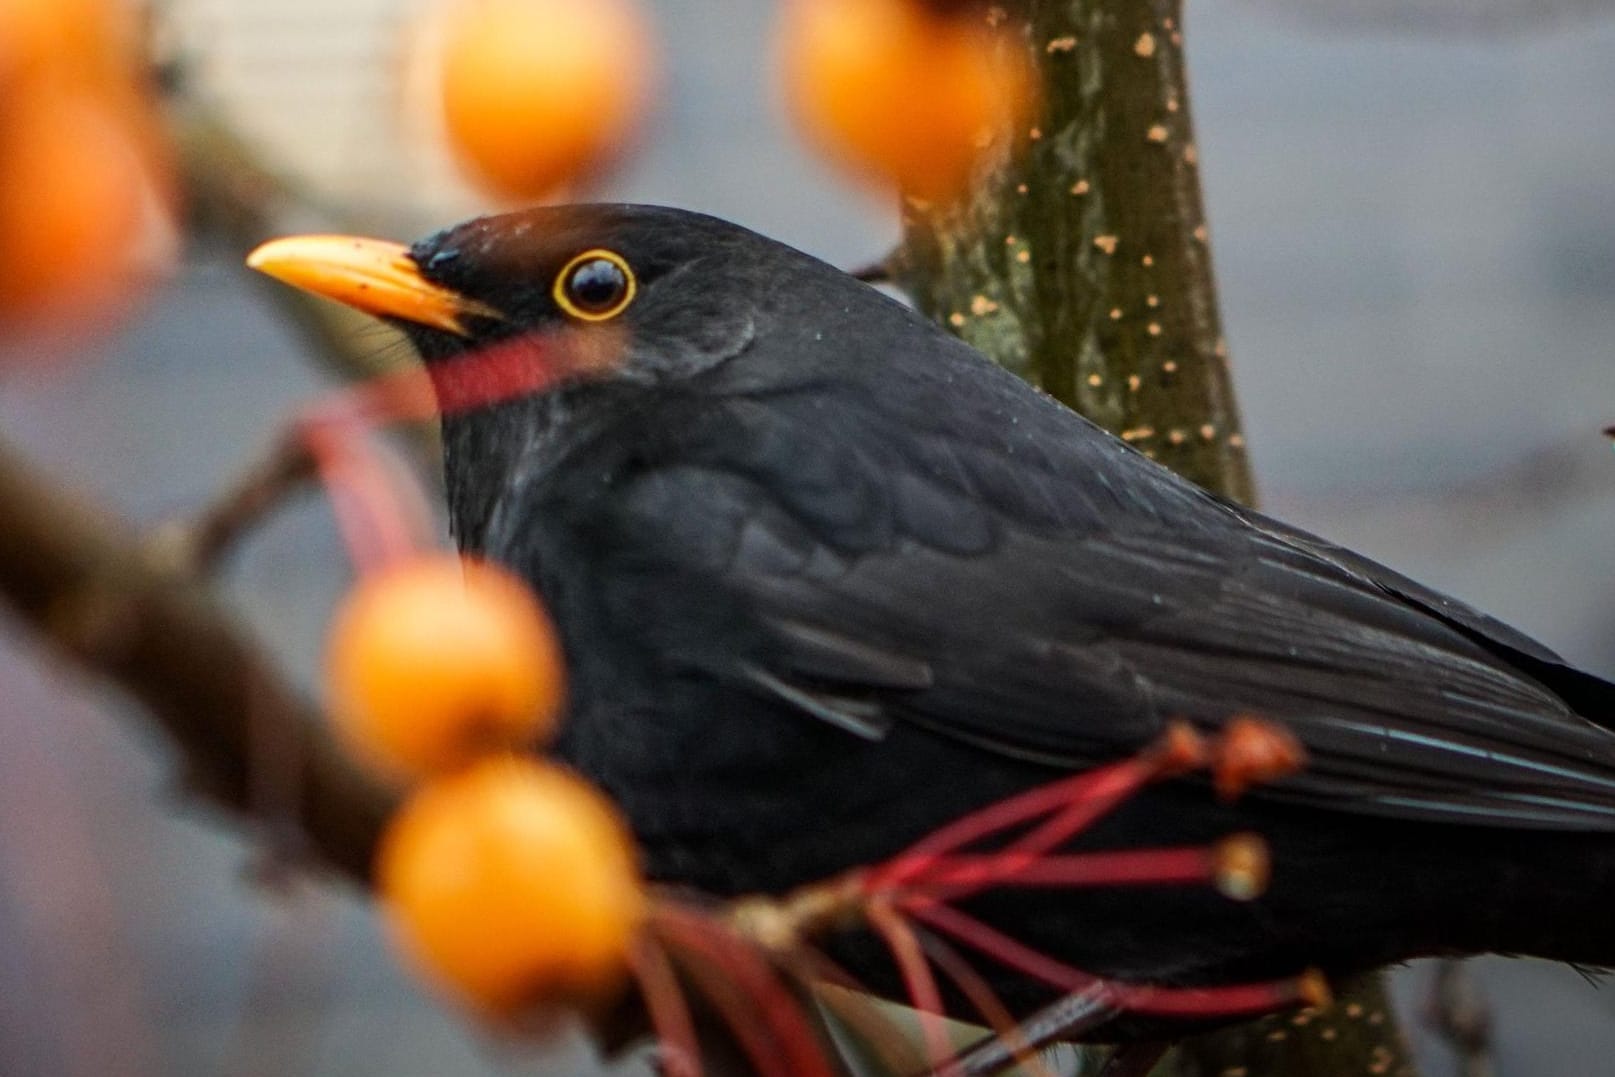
552,248,636,322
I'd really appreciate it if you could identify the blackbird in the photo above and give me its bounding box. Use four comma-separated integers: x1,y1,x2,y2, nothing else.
250,205,1615,1031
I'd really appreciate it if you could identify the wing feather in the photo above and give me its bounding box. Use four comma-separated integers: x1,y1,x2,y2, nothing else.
554,354,1615,831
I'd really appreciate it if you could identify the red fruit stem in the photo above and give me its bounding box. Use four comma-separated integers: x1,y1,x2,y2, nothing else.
653,907,842,1077
867,902,960,1077
629,936,705,1077
909,902,1106,997
650,925,799,1077
873,754,1158,891
998,727,1207,868
915,928,1059,1077
1121,979,1312,1019
298,423,417,572
878,725,1208,895
913,903,1317,1022
898,845,1216,905
360,436,438,554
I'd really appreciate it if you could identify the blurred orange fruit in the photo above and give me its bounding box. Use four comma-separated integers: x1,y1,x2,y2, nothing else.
377,756,644,1012
430,0,654,200
0,0,176,347
0,85,156,326
326,556,567,779
780,0,1037,203
0,0,138,91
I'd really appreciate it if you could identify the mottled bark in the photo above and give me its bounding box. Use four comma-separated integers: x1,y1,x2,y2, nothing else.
897,0,1251,502
1174,975,1414,1077
896,2,1413,1075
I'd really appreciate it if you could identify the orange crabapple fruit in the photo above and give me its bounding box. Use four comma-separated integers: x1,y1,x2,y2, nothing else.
0,84,156,327
778,0,1033,204
377,756,645,1013
780,0,1037,204
428,0,655,200
325,555,567,779
0,0,139,91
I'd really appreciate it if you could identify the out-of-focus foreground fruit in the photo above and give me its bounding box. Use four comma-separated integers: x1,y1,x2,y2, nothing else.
377,756,645,1013
780,0,1037,204
425,0,655,200
0,88,154,323
0,0,174,340
0,0,136,89
326,555,568,779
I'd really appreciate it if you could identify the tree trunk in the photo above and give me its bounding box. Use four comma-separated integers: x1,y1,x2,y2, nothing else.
895,2,1413,1074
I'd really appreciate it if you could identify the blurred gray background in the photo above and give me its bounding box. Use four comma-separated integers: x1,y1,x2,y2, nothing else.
3,2,1615,1074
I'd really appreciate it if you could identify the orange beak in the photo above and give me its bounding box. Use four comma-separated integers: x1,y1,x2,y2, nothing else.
245,235,502,336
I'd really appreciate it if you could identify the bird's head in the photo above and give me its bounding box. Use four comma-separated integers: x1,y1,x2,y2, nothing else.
246,204,791,392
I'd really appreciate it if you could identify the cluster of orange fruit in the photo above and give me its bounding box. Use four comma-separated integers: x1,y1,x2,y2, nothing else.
0,0,174,337
327,555,643,1013
424,0,1036,204
332,0,1042,1017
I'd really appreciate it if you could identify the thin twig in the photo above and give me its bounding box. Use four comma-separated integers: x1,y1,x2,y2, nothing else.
144,433,316,575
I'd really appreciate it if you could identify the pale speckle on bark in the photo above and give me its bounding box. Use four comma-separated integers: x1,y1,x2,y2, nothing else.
894,6,1415,1071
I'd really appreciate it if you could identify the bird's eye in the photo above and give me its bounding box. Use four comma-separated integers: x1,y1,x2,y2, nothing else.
553,249,635,322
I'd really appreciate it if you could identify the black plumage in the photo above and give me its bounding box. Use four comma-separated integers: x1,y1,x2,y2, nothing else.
276,205,1615,1029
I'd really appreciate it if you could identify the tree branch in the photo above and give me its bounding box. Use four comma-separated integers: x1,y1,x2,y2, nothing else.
144,433,316,575
0,434,396,885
